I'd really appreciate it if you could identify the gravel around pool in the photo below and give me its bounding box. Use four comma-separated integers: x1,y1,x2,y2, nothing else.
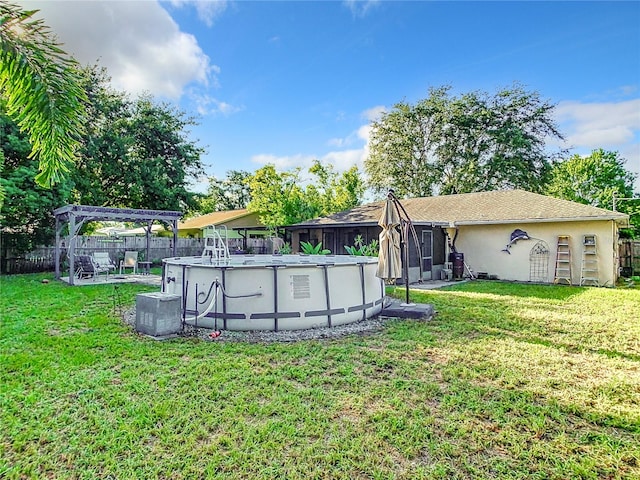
123,297,423,343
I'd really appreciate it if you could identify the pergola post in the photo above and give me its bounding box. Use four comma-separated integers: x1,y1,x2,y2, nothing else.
68,213,76,286
172,219,178,257
55,215,61,280
145,220,152,263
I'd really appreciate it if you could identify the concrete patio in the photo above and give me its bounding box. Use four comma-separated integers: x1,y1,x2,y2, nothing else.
60,273,162,287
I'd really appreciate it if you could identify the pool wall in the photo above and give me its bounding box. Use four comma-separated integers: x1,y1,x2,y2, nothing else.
162,255,385,331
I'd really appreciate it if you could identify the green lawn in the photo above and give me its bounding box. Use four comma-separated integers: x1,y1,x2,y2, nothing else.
1,274,639,479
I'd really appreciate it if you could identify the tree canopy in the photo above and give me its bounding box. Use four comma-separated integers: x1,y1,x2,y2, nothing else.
1,66,205,251
199,170,253,213
545,149,639,236
0,110,72,253
70,67,205,212
247,161,364,231
0,1,86,189
365,85,563,197
545,149,636,208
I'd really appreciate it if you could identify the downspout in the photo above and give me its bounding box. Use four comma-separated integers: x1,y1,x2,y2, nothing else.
448,227,459,254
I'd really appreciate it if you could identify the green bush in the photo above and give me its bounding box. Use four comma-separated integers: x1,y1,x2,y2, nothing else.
344,234,379,256
299,241,331,255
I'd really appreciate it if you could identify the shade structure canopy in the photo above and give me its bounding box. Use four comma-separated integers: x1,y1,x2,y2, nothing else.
53,205,182,285
376,198,402,282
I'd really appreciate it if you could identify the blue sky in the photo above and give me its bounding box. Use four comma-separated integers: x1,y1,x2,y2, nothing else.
27,1,640,195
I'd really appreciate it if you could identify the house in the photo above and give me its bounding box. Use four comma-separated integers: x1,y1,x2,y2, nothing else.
285,190,630,287
178,209,273,253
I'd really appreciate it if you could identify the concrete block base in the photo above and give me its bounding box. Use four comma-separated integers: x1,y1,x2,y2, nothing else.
136,292,182,337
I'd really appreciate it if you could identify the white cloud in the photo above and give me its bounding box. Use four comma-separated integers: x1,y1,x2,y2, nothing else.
555,99,640,148
327,137,348,148
24,1,214,99
190,92,243,116
343,0,381,17
361,105,386,122
261,106,377,174
251,154,316,171
251,149,367,175
357,123,372,142
554,98,640,191
322,149,367,171
327,129,359,148
170,0,229,27
252,129,372,175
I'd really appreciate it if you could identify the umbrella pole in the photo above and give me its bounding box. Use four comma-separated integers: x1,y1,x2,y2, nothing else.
403,221,410,304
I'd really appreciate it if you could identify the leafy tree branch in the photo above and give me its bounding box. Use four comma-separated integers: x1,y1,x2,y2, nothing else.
0,1,86,188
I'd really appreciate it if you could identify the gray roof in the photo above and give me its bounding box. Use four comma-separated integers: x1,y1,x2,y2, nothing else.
53,204,182,223
289,190,630,228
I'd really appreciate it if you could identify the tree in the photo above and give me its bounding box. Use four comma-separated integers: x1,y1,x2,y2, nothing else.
0,109,72,255
545,149,636,207
0,1,86,189
366,88,448,198
69,66,130,207
307,160,365,215
247,161,365,231
1,66,205,260
365,85,563,197
71,67,205,212
200,170,252,213
545,149,639,236
120,95,205,211
247,165,310,230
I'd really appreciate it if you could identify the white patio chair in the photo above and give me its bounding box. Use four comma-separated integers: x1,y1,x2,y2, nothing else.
92,252,117,273
119,251,138,274
75,255,109,281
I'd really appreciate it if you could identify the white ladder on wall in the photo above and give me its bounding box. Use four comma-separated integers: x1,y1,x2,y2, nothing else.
554,235,572,285
580,234,599,286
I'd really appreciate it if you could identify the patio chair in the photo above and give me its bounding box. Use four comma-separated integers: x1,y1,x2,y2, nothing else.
92,252,117,273
119,251,138,275
75,255,109,281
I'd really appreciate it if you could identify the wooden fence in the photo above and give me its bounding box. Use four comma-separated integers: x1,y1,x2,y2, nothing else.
619,240,640,277
1,236,278,275
8,239,638,277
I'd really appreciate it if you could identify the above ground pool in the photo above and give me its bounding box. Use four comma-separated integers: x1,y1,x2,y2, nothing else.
162,254,384,331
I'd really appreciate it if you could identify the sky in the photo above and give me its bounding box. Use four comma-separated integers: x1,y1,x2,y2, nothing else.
24,0,640,197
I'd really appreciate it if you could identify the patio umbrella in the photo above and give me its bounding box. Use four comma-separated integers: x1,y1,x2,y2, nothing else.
376,198,402,282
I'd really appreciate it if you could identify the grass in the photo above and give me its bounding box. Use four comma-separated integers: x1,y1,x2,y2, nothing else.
1,274,639,479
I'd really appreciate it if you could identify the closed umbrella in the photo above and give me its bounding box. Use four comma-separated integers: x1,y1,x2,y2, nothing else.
376,198,402,282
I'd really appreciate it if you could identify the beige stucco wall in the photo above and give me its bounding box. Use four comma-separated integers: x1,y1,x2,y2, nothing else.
450,220,619,286
179,212,266,238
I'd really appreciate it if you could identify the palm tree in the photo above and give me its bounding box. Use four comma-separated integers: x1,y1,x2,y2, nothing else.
0,0,86,191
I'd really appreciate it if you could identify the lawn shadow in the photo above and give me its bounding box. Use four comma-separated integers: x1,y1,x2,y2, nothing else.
432,280,588,301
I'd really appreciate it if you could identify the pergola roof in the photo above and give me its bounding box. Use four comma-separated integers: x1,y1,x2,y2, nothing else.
53,204,182,223
54,205,182,285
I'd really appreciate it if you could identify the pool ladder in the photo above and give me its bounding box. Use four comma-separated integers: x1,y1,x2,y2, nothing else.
202,225,230,262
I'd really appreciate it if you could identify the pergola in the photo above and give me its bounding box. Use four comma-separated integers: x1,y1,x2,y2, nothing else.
53,205,182,285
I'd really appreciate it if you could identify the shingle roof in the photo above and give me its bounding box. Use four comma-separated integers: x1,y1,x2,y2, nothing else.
290,190,629,228
179,209,255,229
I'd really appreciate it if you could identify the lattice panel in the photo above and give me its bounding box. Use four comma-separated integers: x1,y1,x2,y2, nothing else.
530,240,550,283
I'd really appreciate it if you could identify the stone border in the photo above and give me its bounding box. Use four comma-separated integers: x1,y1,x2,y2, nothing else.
122,297,435,343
